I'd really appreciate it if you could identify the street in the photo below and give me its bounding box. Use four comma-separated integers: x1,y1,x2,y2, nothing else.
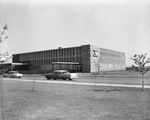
1,75,150,89
20,74,150,85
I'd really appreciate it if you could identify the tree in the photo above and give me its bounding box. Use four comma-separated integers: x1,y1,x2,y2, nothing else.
0,25,11,72
0,25,8,43
0,25,10,64
131,53,150,91
93,57,102,75
0,24,9,119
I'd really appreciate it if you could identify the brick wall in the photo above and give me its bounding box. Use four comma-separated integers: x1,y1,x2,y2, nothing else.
81,45,91,73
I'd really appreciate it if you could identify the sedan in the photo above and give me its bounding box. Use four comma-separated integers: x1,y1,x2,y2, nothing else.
45,70,78,80
3,71,23,78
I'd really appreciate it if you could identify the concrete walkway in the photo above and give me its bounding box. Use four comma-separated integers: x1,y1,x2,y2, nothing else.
2,78,150,89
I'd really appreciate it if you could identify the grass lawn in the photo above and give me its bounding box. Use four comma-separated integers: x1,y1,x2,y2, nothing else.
0,79,150,120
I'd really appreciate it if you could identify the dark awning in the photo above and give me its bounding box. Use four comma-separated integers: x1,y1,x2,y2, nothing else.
52,62,80,65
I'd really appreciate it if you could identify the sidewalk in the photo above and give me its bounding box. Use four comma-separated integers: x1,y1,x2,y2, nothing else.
2,78,150,89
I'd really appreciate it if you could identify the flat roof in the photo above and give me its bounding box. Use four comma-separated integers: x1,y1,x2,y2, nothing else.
52,62,80,65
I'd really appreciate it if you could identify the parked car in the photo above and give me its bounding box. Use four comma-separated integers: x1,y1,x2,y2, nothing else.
0,70,5,74
3,71,23,78
45,70,78,80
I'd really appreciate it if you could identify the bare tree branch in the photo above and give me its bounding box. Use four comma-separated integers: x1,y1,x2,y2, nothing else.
131,53,150,91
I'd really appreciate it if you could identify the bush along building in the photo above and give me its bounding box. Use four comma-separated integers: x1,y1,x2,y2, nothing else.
12,44,126,73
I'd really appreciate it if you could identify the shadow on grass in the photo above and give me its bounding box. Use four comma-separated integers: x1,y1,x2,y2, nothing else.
88,88,122,93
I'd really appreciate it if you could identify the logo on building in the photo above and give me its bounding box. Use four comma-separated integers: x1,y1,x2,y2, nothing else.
93,50,98,57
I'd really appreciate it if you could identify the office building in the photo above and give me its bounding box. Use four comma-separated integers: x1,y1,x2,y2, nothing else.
13,44,126,73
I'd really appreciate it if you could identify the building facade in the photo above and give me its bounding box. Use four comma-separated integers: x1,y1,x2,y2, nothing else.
12,44,126,73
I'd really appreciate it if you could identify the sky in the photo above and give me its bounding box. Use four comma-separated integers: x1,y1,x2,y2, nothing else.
0,0,150,66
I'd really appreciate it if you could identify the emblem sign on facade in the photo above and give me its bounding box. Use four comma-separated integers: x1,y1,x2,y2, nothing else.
93,50,98,57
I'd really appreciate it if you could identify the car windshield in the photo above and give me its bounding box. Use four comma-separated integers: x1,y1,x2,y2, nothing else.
53,70,69,74
9,71,19,74
62,72,68,74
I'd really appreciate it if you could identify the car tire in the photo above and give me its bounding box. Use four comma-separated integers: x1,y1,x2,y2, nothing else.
47,77,51,80
3,75,6,78
69,78,72,81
